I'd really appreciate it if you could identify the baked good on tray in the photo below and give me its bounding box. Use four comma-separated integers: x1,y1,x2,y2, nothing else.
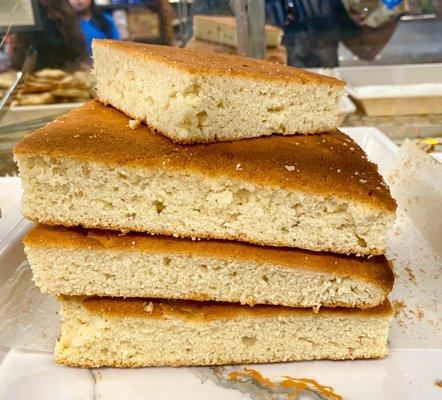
14,101,396,255
92,40,345,143
56,296,393,367
24,224,394,309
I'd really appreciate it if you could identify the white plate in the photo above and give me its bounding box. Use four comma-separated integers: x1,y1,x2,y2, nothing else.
0,127,440,400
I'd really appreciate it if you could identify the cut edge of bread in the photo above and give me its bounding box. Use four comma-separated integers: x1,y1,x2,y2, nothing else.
16,154,394,255
93,40,345,143
55,296,393,368
24,226,394,308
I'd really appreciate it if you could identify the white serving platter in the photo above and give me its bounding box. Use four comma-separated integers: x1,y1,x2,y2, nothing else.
0,127,440,400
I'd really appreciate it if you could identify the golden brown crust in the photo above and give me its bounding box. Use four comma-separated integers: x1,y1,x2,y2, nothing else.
14,101,396,211
25,224,394,293
92,40,344,86
70,296,393,321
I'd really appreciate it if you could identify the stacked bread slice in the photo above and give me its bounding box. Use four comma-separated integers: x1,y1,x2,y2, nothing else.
14,40,396,368
186,15,287,64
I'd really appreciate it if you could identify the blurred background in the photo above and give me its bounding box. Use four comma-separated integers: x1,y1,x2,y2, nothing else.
0,0,441,176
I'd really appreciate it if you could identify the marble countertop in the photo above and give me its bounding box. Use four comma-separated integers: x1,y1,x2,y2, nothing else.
0,348,441,400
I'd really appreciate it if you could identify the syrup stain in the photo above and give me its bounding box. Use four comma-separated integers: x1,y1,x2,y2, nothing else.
228,368,343,400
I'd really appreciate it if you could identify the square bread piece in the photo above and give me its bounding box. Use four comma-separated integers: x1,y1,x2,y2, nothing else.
193,15,283,48
92,39,345,143
56,296,393,367
14,101,396,255
25,225,394,309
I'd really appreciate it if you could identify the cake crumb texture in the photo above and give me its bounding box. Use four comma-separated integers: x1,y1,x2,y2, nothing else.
92,40,345,143
55,296,393,367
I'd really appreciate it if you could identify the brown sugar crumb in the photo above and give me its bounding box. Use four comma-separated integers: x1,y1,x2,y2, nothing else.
435,380,442,388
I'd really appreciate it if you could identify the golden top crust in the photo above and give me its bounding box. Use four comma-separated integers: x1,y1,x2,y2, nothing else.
26,224,394,293
194,15,282,34
73,296,393,321
92,39,344,86
14,102,396,211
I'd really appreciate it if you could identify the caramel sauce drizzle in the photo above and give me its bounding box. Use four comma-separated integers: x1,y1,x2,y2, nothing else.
229,368,343,400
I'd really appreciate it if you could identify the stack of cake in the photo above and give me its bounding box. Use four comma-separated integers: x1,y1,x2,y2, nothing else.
14,40,396,368
186,15,287,64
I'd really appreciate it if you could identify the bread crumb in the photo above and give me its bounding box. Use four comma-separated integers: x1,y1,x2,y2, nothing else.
128,119,142,129
144,301,154,313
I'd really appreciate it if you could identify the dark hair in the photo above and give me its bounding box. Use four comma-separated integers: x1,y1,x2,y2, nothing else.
11,0,87,70
90,1,112,37
39,0,86,57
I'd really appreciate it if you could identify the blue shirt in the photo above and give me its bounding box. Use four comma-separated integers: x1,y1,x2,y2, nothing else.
80,13,120,56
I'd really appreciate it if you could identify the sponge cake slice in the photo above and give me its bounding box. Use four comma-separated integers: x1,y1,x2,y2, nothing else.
92,40,345,143
55,296,393,367
24,225,394,309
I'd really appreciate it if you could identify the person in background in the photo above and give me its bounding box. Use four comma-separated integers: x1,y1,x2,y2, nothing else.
282,0,359,68
265,0,285,28
282,0,404,68
68,0,121,56
10,0,87,71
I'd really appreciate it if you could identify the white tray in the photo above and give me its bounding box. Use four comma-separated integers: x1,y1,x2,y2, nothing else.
0,103,84,128
0,127,441,400
335,64,442,116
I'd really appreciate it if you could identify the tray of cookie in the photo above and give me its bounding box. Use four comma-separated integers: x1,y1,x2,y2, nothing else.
0,68,94,127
